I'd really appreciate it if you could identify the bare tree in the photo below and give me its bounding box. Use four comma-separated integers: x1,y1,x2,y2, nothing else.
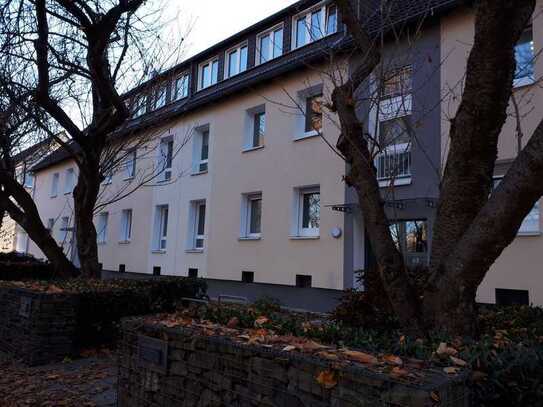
2,0,186,277
323,0,542,336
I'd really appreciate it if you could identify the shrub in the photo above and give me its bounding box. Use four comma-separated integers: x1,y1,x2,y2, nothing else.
0,252,54,280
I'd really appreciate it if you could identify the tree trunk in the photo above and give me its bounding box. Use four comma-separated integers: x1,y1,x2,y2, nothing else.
0,187,77,278
73,157,102,279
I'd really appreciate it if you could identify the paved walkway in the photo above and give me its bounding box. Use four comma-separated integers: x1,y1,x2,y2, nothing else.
0,351,117,406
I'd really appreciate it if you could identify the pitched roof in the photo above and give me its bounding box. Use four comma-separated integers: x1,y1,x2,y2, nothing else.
32,0,463,173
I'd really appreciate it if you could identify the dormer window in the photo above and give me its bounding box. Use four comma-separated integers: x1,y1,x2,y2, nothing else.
257,24,284,65
293,3,337,49
225,43,248,79
132,94,147,117
199,58,219,90
154,84,167,110
172,73,190,100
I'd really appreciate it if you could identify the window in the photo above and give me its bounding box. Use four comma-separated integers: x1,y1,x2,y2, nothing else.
389,220,428,268
59,216,70,243
252,112,266,148
382,66,413,98
241,193,262,238
120,209,133,242
226,44,248,78
96,212,109,244
199,58,219,90
296,275,312,288
124,149,137,179
189,201,206,250
154,84,167,110
495,289,529,306
193,129,209,174
293,187,320,237
102,168,113,185
50,173,60,197
132,94,147,117
154,205,169,251
63,168,75,194
493,177,540,235
514,27,535,87
242,271,254,283
377,117,413,180
172,73,190,100
375,67,413,183
257,25,283,64
159,138,174,181
46,218,55,233
23,172,34,189
305,94,323,133
188,268,198,278
293,4,337,49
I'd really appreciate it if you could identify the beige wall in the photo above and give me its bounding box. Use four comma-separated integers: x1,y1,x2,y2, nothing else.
29,67,349,290
441,2,543,305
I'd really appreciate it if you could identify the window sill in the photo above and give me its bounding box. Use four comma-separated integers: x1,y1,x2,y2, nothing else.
191,170,208,177
118,240,131,245
242,145,265,153
123,176,135,182
238,236,261,241
378,177,412,187
97,241,107,246
289,235,320,240
294,130,319,142
50,195,57,199
517,231,541,237
151,249,167,254
64,192,72,196
185,249,204,254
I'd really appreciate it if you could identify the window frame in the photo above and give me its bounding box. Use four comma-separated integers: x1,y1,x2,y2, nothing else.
192,128,210,174
50,172,60,198
64,168,75,195
132,94,147,118
198,57,219,90
304,93,323,134
292,2,337,50
172,72,190,101
153,83,168,110
241,193,262,239
256,23,284,65
188,200,206,251
514,26,535,88
120,209,133,243
224,42,249,79
158,138,174,182
292,186,321,238
124,149,137,180
59,216,70,244
153,205,169,252
96,212,109,244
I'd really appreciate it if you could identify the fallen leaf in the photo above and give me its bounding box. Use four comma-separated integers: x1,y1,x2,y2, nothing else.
383,355,403,366
443,366,460,375
46,285,63,294
226,317,239,329
436,342,458,357
282,345,296,352
316,370,338,389
254,316,269,327
390,367,409,378
317,351,339,360
297,340,328,353
342,350,378,365
430,391,441,403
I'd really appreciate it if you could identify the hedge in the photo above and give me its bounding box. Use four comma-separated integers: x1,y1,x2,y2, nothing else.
0,252,54,281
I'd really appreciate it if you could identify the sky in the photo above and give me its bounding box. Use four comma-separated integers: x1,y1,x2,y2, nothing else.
167,0,299,59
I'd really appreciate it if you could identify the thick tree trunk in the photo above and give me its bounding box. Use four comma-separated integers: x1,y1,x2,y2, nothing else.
73,157,102,279
0,184,77,278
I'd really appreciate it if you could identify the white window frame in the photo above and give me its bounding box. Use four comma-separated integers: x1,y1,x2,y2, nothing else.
292,2,337,50
256,24,284,65
153,205,169,252
153,83,168,110
96,212,109,244
132,94,147,117
158,138,174,181
23,172,34,189
493,177,540,236
124,149,137,180
192,127,210,174
198,57,219,90
120,209,133,243
514,26,535,88
187,200,206,251
50,172,60,198
172,73,190,100
240,193,262,239
374,94,413,186
102,168,113,185
225,42,248,79
291,186,321,238
243,105,266,151
59,216,70,244
64,168,75,194
46,218,55,233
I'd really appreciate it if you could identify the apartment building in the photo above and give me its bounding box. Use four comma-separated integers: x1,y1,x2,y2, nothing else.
25,0,543,310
